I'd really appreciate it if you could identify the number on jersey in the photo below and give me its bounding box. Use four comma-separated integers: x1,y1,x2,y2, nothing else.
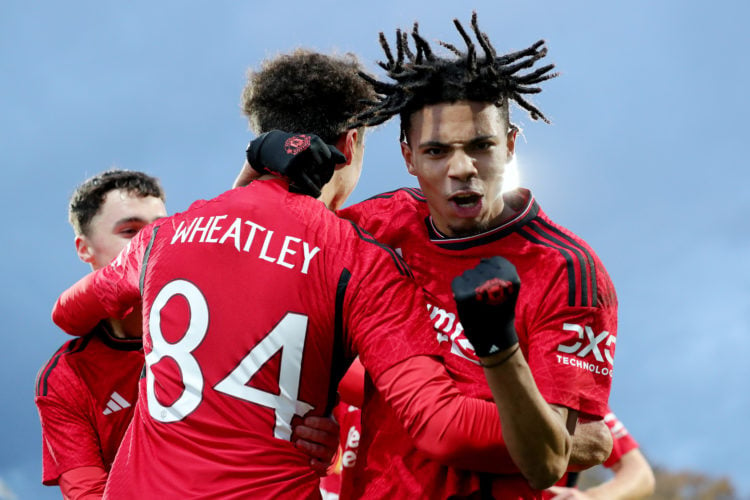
146,279,314,440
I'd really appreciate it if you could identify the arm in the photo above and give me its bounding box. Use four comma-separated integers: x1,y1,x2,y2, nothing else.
59,466,107,500
548,448,655,500
450,257,575,488
569,419,613,469
479,345,573,489
373,354,519,474
52,229,149,336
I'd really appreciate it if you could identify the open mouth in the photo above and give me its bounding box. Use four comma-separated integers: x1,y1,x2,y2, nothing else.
450,193,482,208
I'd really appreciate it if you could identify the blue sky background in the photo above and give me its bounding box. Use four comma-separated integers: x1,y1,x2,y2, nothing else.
2,1,748,498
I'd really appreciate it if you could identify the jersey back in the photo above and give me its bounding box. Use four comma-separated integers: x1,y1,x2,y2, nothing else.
104,179,433,499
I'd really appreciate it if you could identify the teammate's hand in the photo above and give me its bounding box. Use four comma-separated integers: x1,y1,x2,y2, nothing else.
547,486,595,499
451,256,520,357
245,130,346,198
292,415,340,476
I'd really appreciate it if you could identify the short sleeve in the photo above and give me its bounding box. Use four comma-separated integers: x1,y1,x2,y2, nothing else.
525,303,616,419
344,248,441,381
35,373,103,485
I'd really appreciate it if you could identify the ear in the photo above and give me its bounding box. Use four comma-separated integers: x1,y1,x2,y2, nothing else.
75,235,95,265
233,160,262,188
333,129,358,170
401,141,417,176
506,128,517,158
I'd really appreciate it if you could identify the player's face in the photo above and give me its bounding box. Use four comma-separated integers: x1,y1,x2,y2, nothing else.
401,101,515,237
77,189,167,270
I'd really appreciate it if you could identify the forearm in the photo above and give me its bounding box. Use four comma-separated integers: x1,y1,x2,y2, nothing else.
52,272,135,336
59,466,107,500
584,449,655,500
375,356,519,474
569,419,613,469
481,346,572,489
52,274,109,335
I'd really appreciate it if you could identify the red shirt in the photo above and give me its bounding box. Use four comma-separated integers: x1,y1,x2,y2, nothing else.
54,179,517,499
319,402,361,499
340,187,618,499
603,412,639,467
35,324,142,485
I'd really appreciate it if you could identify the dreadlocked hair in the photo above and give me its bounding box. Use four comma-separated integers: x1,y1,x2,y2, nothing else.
350,12,559,141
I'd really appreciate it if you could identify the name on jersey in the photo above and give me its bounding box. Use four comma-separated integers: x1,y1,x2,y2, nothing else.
170,215,321,274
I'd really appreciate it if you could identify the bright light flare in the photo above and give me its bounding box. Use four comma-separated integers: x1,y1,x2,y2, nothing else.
502,155,520,193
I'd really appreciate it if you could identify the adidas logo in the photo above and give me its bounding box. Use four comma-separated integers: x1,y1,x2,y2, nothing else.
103,392,132,415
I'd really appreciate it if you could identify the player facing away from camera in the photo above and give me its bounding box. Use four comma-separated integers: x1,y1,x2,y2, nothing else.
549,411,655,500
248,14,620,499
52,50,562,500
35,170,167,499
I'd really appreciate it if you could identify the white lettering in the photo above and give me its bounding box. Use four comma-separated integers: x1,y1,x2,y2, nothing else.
205,215,227,243
171,218,198,244
218,218,243,251
243,221,266,252
188,216,213,243
258,230,276,263
277,236,300,269
342,450,357,468
300,243,320,275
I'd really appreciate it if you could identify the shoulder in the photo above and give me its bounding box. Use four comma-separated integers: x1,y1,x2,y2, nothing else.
341,187,426,223
35,333,97,399
514,204,616,309
340,188,428,244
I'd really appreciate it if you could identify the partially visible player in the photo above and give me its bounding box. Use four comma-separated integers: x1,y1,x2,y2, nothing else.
548,412,655,499
35,170,167,499
52,50,557,499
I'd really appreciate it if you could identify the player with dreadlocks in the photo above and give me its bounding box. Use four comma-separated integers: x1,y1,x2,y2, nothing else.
343,13,618,498
246,12,619,498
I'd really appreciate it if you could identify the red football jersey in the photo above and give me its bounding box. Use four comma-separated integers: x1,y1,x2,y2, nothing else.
35,323,142,485
55,179,516,499
603,412,639,467
340,187,618,499
319,402,361,500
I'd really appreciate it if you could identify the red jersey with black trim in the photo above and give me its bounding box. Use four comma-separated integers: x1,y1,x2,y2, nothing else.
340,187,618,499
35,323,142,486
55,179,444,499
603,411,639,467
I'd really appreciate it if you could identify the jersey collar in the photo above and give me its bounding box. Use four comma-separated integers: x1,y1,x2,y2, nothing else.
425,188,539,250
97,322,144,351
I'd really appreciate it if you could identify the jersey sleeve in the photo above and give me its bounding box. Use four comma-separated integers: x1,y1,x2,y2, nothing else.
372,355,519,473
35,370,104,485
342,236,440,377
52,227,151,336
603,412,640,467
523,264,617,419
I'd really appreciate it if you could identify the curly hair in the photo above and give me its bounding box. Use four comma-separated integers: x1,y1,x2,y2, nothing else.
69,169,164,236
351,12,558,141
242,49,376,144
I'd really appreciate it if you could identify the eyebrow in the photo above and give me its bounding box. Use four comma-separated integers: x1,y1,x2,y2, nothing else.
417,134,498,149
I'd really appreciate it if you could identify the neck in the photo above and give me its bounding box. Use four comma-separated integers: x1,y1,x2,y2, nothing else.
108,309,142,339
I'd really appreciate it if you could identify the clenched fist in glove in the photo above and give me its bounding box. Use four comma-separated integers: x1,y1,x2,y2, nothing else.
451,256,521,359
246,130,346,198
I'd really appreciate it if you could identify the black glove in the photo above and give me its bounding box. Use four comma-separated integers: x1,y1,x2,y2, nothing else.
246,130,346,198
451,256,520,357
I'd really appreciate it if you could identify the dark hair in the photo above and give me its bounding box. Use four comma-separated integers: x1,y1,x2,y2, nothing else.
351,12,559,141
68,169,164,236
242,49,376,144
